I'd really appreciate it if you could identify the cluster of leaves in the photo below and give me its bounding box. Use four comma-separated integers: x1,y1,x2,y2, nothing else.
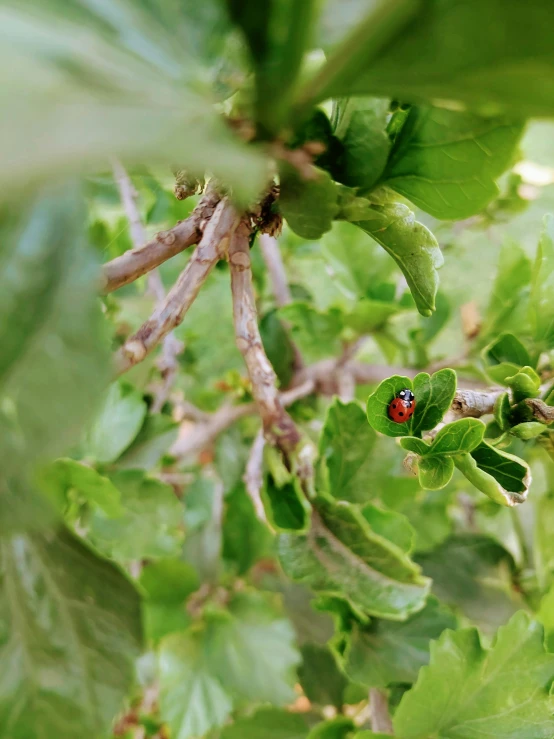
2,0,554,738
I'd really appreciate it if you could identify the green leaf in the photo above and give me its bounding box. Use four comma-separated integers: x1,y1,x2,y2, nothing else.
139,559,198,644
537,584,554,652
343,596,457,688
383,106,523,219
366,374,415,438
139,559,199,604
261,310,296,388
485,361,522,386
206,592,300,705
279,303,343,362
38,458,122,517
355,203,443,316
307,717,355,739
505,366,541,401
394,612,554,739
1,3,266,201
85,381,147,464
89,470,183,560
510,421,547,439
220,708,309,739
332,97,391,191
116,413,178,470
0,527,142,738
360,504,415,553
454,441,530,506
400,437,430,455
494,392,512,431
280,165,339,240
263,477,311,532
481,243,532,338
159,629,233,739
227,0,317,134
535,495,554,590
321,221,396,298
0,188,110,476
410,369,457,437
223,484,273,573
417,535,520,634
426,418,486,456
344,299,402,334
278,497,430,620
530,214,554,350
318,0,554,120
319,399,377,503
298,644,348,709
367,370,456,438
483,331,531,368
418,456,455,491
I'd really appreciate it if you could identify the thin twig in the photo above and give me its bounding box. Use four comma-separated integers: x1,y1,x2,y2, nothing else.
369,688,393,734
112,161,184,408
259,234,293,308
229,221,301,455
101,186,220,294
114,198,239,376
244,429,267,522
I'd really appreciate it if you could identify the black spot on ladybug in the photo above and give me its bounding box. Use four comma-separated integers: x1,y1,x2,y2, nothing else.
399,412,404,416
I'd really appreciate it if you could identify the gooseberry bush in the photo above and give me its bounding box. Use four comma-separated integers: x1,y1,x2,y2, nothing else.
4,1,554,737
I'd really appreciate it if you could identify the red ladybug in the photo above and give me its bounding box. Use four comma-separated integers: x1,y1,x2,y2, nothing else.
388,388,416,423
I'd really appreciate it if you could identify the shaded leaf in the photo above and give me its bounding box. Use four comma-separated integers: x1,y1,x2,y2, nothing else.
417,535,520,634
454,441,530,506
332,97,390,191
483,331,531,368
383,106,523,219
343,597,457,688
263,477,311,533
319,399,377,503
261,310,296,388
394,612,554,739
298,644,348,709
159,630,233,739
0,527,142,738
85,381,147,464
139,559,199,604
481,243,532,338
505,366,541,402
0,188,109,476
228,0,317,134
355,203,443,316
116,414,178,470
39,458,122,517
223,484,273,573
206,592,300,705
279,303,343,362
89,470,183,560
0,3,266,201
530,214,554,350
319,0,554,120
307,717,355,739
278,497,430,620
360,504,414,553
220,707,309,739
280,165,339,240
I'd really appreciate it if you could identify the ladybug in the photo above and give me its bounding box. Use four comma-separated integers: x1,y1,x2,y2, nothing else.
388,388,416,423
